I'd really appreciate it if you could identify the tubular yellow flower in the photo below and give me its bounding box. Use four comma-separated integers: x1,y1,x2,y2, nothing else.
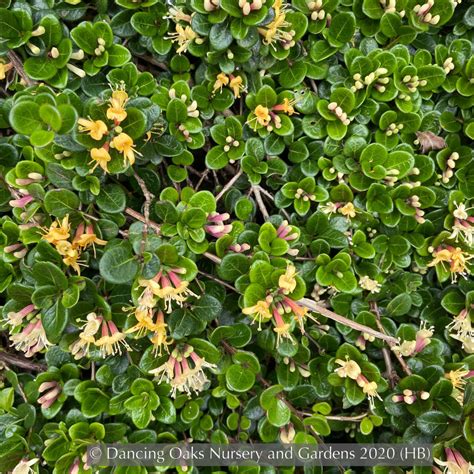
229,75,245,98
89,146,112,173
258,0,295,50
242,300,272,328
107,87,129,123
334,357,362,380
112,132,140,166
279,263,297,294
213,72,229,94
0,60,13,80
166,25,204,55
41,215,70,245
78,118,108,140
248,105,271,130
339,202,357,219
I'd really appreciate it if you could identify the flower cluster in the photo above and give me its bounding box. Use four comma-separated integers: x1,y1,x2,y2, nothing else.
41,215,106,274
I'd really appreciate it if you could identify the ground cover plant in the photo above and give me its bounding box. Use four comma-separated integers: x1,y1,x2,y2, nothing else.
0,0,473,473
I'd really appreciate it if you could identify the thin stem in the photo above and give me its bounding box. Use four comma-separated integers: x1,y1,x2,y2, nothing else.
252,185,269,220
125,207,160,233
370,301,397,387
370,301,411,376
133,171,154,254
215,169,243,202
300,298,399,345
7,51,35,86
198,270,237,292
0,351,46,371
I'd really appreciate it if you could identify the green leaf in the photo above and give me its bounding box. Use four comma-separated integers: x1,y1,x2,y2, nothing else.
328,12,356,46
99,242,139,284
226,364,256,392
32,261,68,290
9,101,42,135
42,301,68,343
415,411,449,436
96,184,127,214
44,189,80,217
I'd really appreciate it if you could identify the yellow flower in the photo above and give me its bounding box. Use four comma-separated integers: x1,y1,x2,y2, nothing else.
74,224,107,256
125,306,155,338
258,0,295,50
229,75,245,98
334,358,361,380
279,264,297,294
273,98,298,115
89,147,112,173
428,245,473,282
213,73,229,95
339,202,357,219
62,246,82,274
167,25,203,55
78,118,108,140
248,105,271,130
242,300,272,328
41,215,70,245
112,133,140,166
0,60,13,80
107,87,129,123
150,311,173,355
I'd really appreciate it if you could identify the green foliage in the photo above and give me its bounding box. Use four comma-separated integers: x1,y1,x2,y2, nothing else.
0,0,473,472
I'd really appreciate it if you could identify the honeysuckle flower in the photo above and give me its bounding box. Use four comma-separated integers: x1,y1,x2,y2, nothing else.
445,367,474,405
56,241,83,274
9,193,34,209
392,321,434,357
281,296,309,333
339,202,357,219
242,299,273,329
41,215,70,245
434,448,473,474
205,212,233,238
212,72,229,94
250,105,271,129
447,309,473,344
10,320,51,357
450,202,474,245
334,357,362,380
112,132,141,166
278,264,297,294
229,75,245,98
166,25,203,55
272,97,298,116
7,304,37,327
163,6,193,23
107,86,128,123
359,378,382,408
428,245,473,282
258,0,295,50
38,381,61,409
139,268,198,313
69,312,102,359
272,307,294,347
149,345,217,397
125,306,155,338
11,458,39,474
355,332,375,350
0,59,13,80
73,223,107,256
89,146,112,173
150,311,173,355
78,117,108,140
359,276,382,294
95,319,131,357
